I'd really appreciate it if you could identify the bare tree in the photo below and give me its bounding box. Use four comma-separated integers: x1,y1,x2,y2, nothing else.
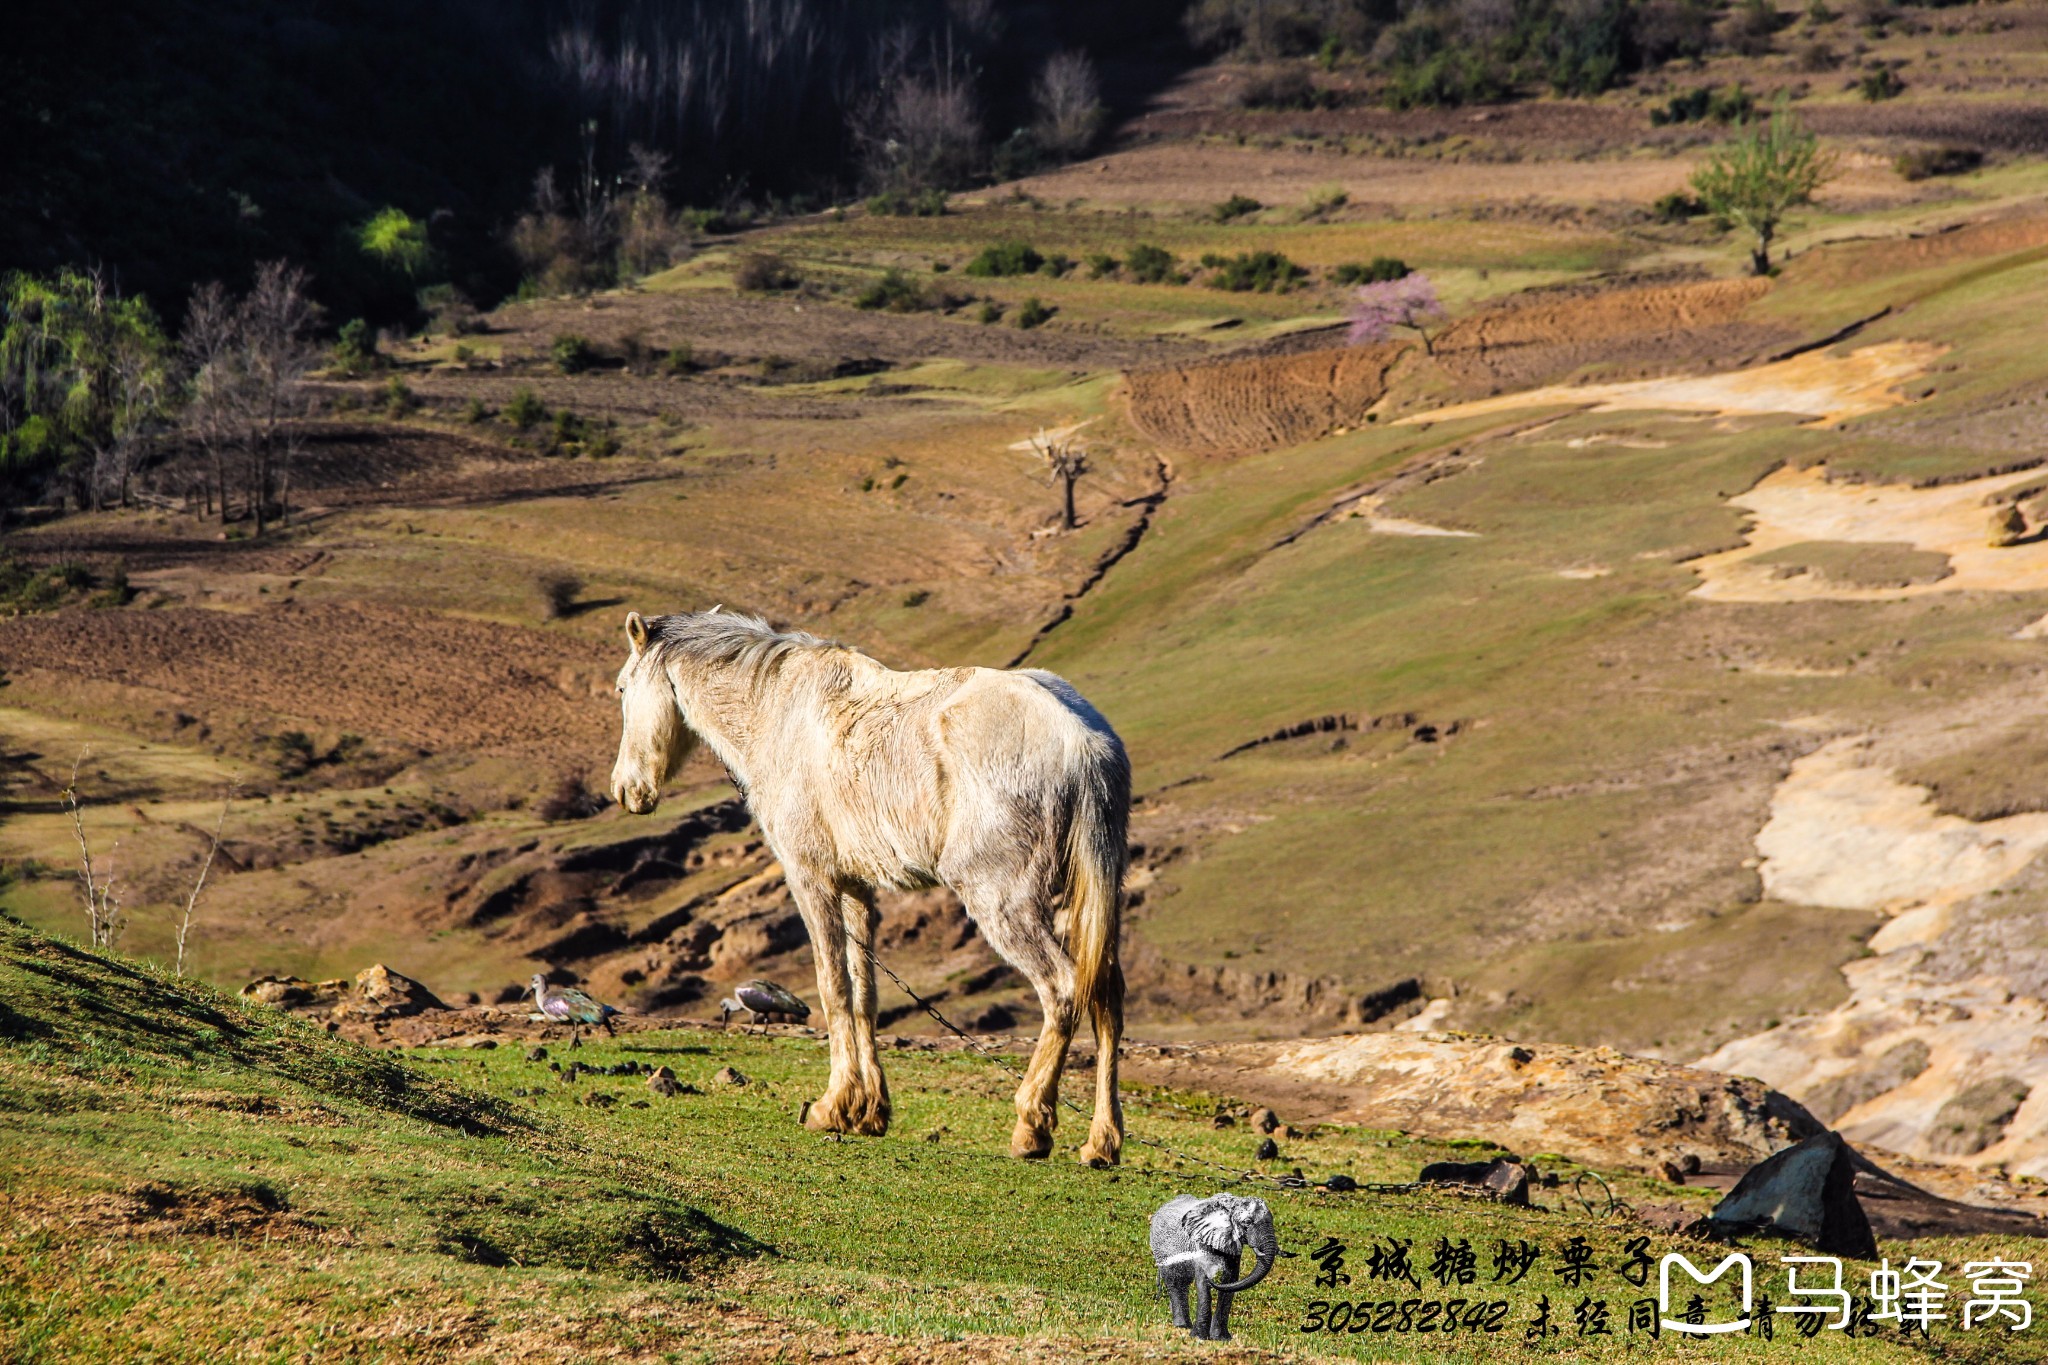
1031,51,1104,160
179,263,319,534
1030,428,1092,531
180,282,238,521
239,262,320,532
62,751,124,950
174,785,234,976
850,30,984,193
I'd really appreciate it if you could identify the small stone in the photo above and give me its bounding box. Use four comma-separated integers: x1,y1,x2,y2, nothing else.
1251,1107,1281,1134
548,1061,562,1072
713,1065,750,1087
583,1091,616,1108
1680,1154,1702,1176
1325,1174,1359,1192
1256,1137,1280,1161
1211,1113,1235,1129
1283,1125,1302,1140
648,1067,680,1097
527,1046,549,1062
1659,1160,1687,1185
630,1100,651,1109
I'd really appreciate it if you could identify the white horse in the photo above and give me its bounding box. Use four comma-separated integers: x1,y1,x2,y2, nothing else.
609,608,1130,1165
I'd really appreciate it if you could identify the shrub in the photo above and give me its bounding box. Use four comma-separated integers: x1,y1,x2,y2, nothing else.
1014,297,1054,329
1039,253,1074,278
855,269,936,312
332,318,378,376
1086,252,1120,279
383,376,418,417
976,300,1002,325
551,334,597,374
1206,251,1306,293
552,409,585,447
1125,244,1182,284
1235,65,1327,110
537,771,602,820
1652,191,1708,222
1332,257,1410,286
418,283,481,336
1858,66,1905,102
538,572,582,621
1212,194,1263,223
1895,145,1983,181
660,346,697,376
734,252,802,292
451,343,475,366
1302,183,1349,218
1726,0,1787,55
1797,41,1843,72
465,397,490,424
506,387,548,429
87,560,133,609
902,588,930,608
1651,85,1755,126
864,188,950,217
965,242,1045,277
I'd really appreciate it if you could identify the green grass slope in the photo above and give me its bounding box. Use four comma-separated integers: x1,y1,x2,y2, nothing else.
4,919,2041,1361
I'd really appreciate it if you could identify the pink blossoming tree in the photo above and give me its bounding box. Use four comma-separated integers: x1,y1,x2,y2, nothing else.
1347,272,1446,355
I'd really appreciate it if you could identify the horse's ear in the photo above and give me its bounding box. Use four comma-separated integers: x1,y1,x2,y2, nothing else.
625,611,649,656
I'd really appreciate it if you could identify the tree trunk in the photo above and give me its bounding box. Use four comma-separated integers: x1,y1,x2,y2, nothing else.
1061,474,1077,530
1751,226,1774,277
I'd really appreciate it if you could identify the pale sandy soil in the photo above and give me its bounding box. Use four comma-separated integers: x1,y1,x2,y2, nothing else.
1708,737,2048,1179
1693,463,2048,603
1400,339,1941,430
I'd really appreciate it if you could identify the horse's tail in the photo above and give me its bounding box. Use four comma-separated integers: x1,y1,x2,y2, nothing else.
1064,740,1129,1035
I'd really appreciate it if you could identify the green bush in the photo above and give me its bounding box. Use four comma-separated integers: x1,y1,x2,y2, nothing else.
865,188,949,217
1205,251,1306,293
976,300,1002,325
1124,244,1182,284
383,376,418,417
1858,66,1905,102
332,318,378,376
1014,297,1053,329
551,334,597,374
506,387,548,429
1039,253,1074,278
1085,252,1120,279
855,269,937,313
964,242,1045,278
1211,194,1262,223
661,346,697,376
1236,66,1329,111
552,409,584,447
733,252,802,292
465,398,490,424
1650,85,1755,127
1652,191,1708,222
1894,146,1982,181
1332,257,1411,286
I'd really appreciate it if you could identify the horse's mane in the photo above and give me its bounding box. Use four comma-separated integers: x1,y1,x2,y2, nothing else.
647,610,842,685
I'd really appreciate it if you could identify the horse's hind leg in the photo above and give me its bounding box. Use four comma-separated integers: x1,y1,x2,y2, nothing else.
839,884,892,1135
1078,957,1125,1168
962,885,1075,1159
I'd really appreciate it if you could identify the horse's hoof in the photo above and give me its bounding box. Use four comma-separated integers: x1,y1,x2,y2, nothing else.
1010,1121,1055,1159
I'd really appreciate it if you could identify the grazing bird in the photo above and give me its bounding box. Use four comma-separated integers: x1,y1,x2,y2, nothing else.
719,979,812,1031
530,973,621,1047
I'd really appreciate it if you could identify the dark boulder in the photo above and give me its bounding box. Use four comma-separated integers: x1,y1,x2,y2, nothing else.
1710,1130,1877,1260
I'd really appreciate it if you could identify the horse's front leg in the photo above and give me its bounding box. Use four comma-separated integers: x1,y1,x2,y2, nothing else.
783,866,860,1135
839,884,891,1135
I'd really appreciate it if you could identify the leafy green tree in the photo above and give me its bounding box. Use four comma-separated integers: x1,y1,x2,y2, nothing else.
0,269,170,510
1691,104,1836,276
356,207,433,277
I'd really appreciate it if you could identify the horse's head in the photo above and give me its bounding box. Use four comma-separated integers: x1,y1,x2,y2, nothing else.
610,610,697,814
